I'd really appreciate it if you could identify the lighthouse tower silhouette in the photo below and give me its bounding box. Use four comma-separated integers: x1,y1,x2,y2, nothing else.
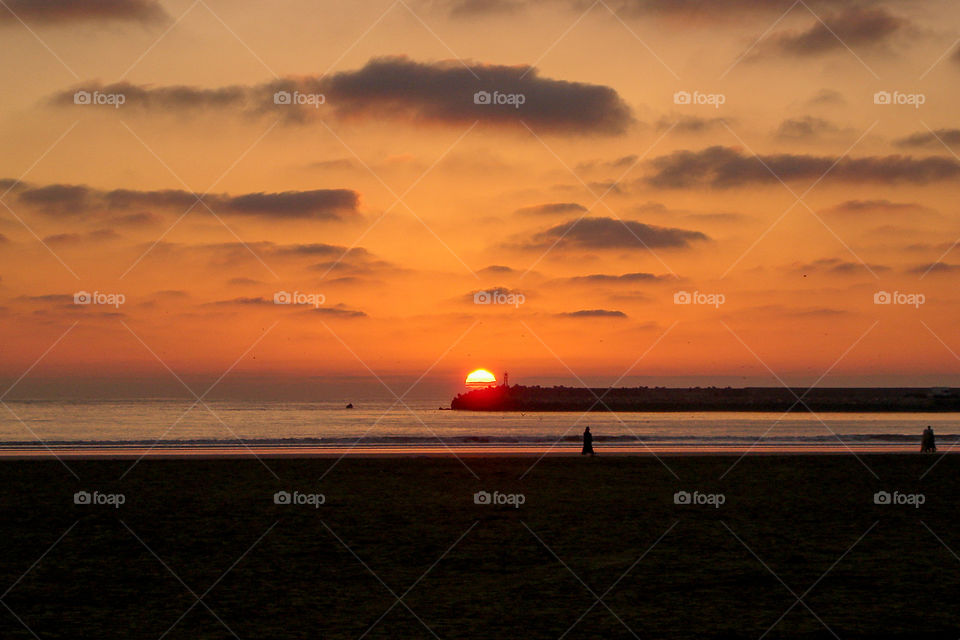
503,372,509,388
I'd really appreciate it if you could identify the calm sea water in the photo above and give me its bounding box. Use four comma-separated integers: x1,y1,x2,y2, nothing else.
0,400,956,448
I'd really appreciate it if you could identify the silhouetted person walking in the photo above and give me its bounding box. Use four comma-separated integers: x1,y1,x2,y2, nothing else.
581,426,595,456
921,425,936,453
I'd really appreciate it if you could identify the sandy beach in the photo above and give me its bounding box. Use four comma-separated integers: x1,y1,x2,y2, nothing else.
1,454,957,638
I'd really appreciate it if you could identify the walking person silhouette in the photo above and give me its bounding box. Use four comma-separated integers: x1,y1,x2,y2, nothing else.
581,426,595,456
921,425,937,453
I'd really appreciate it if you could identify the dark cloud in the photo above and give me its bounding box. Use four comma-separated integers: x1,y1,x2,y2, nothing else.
307,158,355,170
893,128,960,149
789,258,889,275
785,307,849,318
657,115,729,133
683,212,747,223
556,309,628,318
435,0,869,20
758,7,905,57
744,304,850,320
208,297,367,317
629,201,747,224
464,286,526,303
562,272,668,285
517,217,708,251
208,296,273,306
107,212,163,227
307,254,394,276
320,56,633,134
110,188,358,220
49,56,634,134
142,240,389,277
306,306,368,318
575,155,638,173
17,184,90,214
806,89,846,107
478,265,515,275
49,82,255,115
445,0,523,16
586,181,626,195
0,0,167,24
821,199,936,217
902,242,954,254
18,294,74,304
644,146,960,189
219,191,358,219
42,230,118,245
631,202,670,215
10,181,359,221
908,262,960,275
514,202,587,216
606,0,871,17
775,116,846,140
271,243,358,258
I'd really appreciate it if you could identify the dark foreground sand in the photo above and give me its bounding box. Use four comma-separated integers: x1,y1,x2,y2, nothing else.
1,455,958,639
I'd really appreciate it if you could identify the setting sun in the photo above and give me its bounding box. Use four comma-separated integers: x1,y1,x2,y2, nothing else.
465,369,497,387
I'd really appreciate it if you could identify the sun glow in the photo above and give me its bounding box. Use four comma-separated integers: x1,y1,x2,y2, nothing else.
465,369,497,387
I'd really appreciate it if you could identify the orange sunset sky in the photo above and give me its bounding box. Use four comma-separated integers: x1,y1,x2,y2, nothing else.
1,0,960,399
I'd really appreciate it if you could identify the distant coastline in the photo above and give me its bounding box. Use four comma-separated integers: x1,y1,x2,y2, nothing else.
450,385,960,412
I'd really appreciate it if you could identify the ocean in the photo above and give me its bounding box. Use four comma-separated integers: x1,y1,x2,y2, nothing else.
0,400,956,454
